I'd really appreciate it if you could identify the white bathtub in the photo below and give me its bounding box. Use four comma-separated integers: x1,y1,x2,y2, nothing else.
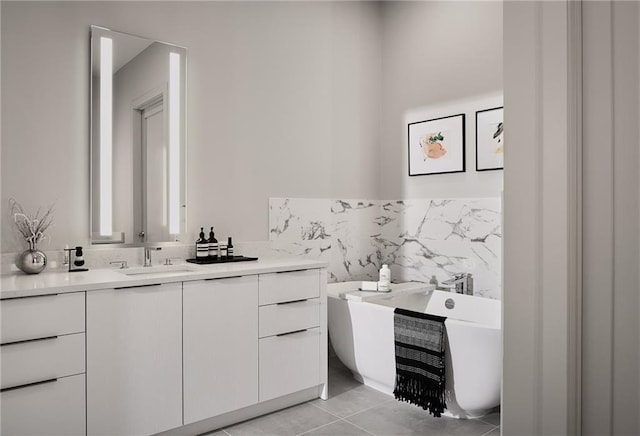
327,281,501,419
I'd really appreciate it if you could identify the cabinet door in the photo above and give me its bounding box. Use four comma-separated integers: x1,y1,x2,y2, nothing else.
183,276,258,424
86,283,182,436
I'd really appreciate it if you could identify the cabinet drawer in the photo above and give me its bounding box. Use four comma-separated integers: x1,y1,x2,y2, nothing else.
259,269,320,306
259,298,320,338
1,293,85,344
1,333,85,389
1,373,86,436
259,327,320,402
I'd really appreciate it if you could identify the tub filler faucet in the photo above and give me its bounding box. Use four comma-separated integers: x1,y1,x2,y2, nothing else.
441,273,474,295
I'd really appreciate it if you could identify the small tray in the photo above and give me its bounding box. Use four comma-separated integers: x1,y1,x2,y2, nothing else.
186,256,258,265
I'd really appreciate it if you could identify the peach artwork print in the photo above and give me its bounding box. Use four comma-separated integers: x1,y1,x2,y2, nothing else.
420,132,447,160
408,113,465,176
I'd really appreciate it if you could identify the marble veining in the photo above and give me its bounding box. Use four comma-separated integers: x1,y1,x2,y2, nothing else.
269,198,332,242
269,197,502,299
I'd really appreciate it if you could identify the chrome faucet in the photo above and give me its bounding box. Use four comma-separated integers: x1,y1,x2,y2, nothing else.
143,247,162,267
441,273,474,295
110,260,128,269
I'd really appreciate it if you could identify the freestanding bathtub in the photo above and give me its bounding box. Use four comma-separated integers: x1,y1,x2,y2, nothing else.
327,281,501,419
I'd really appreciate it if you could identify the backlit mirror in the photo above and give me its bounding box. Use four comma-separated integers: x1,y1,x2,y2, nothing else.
90,26,187,245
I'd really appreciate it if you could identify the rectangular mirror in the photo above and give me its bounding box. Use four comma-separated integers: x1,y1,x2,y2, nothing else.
90,26,187,245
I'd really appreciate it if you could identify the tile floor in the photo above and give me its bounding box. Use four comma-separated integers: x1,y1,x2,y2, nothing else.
206,354,501,436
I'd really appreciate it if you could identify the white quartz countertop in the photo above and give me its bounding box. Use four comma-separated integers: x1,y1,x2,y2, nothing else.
0,258,327,299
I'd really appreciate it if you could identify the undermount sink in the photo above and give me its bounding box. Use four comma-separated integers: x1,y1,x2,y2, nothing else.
118,265,200,276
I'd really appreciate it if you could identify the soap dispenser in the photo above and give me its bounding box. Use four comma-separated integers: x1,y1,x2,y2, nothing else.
64,246,89,272
227,237,234,259
196,227,208,259
208,227,218,259
378,264,391,292
74,246,85,267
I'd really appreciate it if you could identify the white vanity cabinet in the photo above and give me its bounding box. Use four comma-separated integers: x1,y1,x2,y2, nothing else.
86,282,183,436
0,260,327,436
258,269,322,402
0,292,86,436
183,275,259,424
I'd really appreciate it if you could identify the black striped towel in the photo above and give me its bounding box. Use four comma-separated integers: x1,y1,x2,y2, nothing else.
393,308,447,417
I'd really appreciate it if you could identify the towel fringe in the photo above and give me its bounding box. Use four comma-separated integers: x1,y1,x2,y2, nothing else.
393,373,446,417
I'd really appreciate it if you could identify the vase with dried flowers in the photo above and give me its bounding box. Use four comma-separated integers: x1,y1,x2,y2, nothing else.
9,198,54,274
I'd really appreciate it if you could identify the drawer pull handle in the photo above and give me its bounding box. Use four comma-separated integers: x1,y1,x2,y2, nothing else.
1,335,58,347
3,293,59,301
205,276,242,281
276,299,308,305
1,378,58,393
276,269,308,274
276,329,307,337
114,283,162,290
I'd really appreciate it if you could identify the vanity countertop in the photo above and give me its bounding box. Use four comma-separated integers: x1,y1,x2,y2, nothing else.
0,258,327,299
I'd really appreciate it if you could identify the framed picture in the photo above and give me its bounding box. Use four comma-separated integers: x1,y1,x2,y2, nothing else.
408,114,465,176
475,107,504,171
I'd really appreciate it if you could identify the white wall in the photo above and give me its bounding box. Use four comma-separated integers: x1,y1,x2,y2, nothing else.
1,1,382,251
329,2,382,200
380,1,503,199
1,1,501,253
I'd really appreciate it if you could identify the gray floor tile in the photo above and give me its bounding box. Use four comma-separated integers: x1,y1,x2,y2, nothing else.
219,352,500,435
346,399,496,436
480,427,500,436
326,367,363,397
312,384,393,418
477,410,500,427
200,430,229,436
224,403,339,436
301,419,373,436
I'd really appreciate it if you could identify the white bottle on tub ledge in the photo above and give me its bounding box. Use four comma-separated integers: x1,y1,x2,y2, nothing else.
378,264,391,292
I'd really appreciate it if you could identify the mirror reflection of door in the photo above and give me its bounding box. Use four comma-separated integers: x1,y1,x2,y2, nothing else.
133,92,169,243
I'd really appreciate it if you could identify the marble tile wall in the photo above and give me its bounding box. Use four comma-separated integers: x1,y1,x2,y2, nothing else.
269,197,502,299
